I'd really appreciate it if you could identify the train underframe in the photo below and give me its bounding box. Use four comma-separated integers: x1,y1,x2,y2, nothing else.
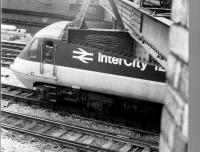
33,82,163,118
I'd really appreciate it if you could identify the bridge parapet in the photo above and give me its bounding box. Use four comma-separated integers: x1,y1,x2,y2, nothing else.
99,0,172,68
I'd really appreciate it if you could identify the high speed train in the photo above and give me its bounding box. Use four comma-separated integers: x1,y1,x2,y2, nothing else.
10,21,166,111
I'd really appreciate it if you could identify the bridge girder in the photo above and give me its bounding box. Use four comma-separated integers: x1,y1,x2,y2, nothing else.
99,0,171,68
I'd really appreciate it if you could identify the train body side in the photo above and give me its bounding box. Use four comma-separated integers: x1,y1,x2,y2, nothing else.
10,21,167,104
11,40,166,104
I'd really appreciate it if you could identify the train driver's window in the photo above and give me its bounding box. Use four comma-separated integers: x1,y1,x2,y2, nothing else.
44,40,54,61
29,39,38,59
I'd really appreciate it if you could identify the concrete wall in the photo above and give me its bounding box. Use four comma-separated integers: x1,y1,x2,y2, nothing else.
159,0,189,152
142,14,170,58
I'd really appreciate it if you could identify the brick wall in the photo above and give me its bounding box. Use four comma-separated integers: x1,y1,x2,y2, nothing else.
159,0,189,152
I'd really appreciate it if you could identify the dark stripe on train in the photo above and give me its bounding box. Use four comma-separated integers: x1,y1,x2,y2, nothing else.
18,40,166,83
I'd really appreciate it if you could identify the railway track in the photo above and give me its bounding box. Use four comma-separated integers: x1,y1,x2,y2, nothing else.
1,83,159,150
1,109,158,152
1,40,26,67
1,40,26,50
1,83,45,107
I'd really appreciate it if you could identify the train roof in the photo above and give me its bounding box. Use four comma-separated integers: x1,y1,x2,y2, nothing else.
34,21,71,39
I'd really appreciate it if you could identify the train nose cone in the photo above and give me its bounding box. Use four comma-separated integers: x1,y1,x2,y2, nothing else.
10,63,13,70
10,59,16,71
10,57,20,75
10,61,15,71
9,57,28,87
9,57,33,88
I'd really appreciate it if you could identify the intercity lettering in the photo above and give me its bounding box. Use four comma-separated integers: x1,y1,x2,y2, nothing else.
72,48,165,72
98,52,148,71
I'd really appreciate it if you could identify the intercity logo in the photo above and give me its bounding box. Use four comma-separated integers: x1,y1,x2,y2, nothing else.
73,48,93,64
72,48,166,72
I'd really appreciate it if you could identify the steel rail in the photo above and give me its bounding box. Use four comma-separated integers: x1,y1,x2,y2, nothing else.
1,83,159,138
1,41,26,50
1,109,158,152
2,109,158,149
1,124,115,152
1,83,159,150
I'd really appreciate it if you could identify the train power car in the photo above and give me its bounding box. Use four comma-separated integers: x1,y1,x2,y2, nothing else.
10,21,166,111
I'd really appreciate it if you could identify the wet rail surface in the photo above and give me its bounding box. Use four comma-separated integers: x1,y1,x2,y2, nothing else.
1,109,158,152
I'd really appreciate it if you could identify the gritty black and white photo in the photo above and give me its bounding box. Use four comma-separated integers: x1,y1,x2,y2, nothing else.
1,0,188,152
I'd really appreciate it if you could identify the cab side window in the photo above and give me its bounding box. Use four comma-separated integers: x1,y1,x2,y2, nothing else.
44,40,54,61
29,39,38,58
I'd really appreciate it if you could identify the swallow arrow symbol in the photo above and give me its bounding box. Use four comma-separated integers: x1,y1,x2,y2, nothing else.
73,48,94,64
